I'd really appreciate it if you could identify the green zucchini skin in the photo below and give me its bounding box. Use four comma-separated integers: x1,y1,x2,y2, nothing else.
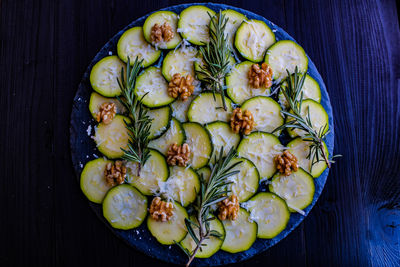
143,11,182,49
148,117,186,155
221,208,257,253
182,122,213,169
219,9,247,51
147,201,188,244
178,5,216,45
117,27,161,67
245,192,290,239
269,168,315,213
264,40,308,82
102,184,148,230
234,19,275,62
148,106,172,140
88,92,126,120
90,56,126,97
80,158,113,204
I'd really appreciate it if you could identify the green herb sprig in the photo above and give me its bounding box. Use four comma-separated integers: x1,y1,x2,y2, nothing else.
175,147,241,267
117,57,152,176
195,11,231,110
273,67,338,169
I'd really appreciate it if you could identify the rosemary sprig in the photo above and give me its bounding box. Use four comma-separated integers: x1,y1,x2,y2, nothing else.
176,147,241,267
195,11,231,110
273,67,334,169
117,57,152,176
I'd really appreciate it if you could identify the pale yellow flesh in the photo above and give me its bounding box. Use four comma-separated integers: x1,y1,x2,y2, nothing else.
163,46,198,81
149,118,184,155
227,158,259,202
189,93,233,124
89,92,126,119
206,122,240,163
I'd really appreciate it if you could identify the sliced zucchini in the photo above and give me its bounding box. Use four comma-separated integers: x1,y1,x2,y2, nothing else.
241,96,283,134
147,201,188,244
143,11,182,49
180,215,225,258
149,117,185,155
159,166,200,207
221,208,257,253
178,5,216,45
148,106,171,140
126,149,169,195
220,10,247,51
188,92,233,124
117,27,161,67
286,99,329,138
226,61,271,105
245,192,290,239
227,157,259,202
162,46,198,82
182,122,213,169
234,20,275,62
102,184,148,230
93,115,130,159
269,168,315,214
134,66,175,108
88,92,126,119
278,74,321,109
286,137,328,177
90,56,126,97
264,40,308,82
80,158,113,204
237,132,283,178
197,166,211,183
205,121,240,163
171,95,194,122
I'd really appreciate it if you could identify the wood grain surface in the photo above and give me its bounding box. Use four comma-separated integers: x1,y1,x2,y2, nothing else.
1,0,399,266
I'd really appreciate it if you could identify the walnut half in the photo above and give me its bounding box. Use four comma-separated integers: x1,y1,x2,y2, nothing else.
150,22,174,44
149,197,174,222
96,102,116,124
168,73,195,101
274,150,299,176
104,160,126,186
167,143,191,167
230,108,254,135
248,63,273,89
218,195,239,221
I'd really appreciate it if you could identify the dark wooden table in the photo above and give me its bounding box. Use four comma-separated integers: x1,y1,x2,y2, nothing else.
1,0,399,266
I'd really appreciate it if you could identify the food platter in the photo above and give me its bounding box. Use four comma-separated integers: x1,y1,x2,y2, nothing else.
70,3,334,266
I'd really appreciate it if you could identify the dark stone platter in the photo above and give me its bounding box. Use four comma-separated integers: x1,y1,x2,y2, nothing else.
70,3,334,266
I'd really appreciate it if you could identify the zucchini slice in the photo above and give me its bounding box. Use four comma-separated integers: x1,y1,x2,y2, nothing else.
197,166,211,183
159,166,200,207
182,122,213,169
226,61,271,105
278,74,321,109
178,5,216,45
102,184,148,230
269,168,315,214
126,149,169,195
93,115,130,159
88,92,126,119
135,67,175,108
234,20,275,62
227,157,259,202
90,56,126,97
286,137,328,178
148,106,171,140
244,192,290,239
237,132,283,178
220,9,247,51
205,121,241,163
117,27,161,68
180,215,225,258
162,46,198,82
264,40,308,82
187,92,233,125
149,117,185,155
286,99,329,138
241,96,283,134
147,201,188,244
143,11,182,49
80,158,113,204
171,95,194,122
221,208,257,253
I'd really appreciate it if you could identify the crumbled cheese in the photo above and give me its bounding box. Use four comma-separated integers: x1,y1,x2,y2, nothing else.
86,125,92,136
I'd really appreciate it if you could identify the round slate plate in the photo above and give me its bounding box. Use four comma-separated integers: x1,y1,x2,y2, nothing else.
70,3,335,266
